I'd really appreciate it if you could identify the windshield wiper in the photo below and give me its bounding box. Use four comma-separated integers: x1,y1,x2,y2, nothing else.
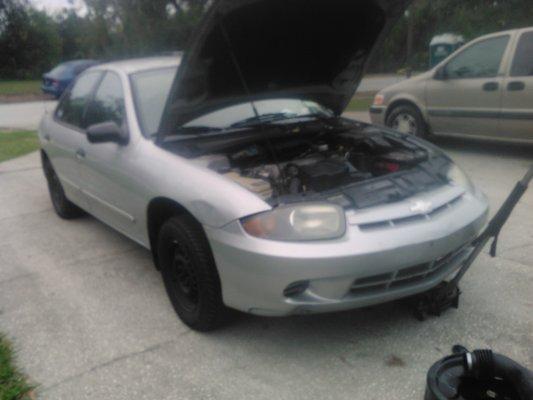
230,112,332,128
230,112,300,128
172,126,224,135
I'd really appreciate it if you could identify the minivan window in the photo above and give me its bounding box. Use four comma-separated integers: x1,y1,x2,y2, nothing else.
85,72,125,128
511,31,533,77
56,71,102,129
444,35,510,79
130,67,177,136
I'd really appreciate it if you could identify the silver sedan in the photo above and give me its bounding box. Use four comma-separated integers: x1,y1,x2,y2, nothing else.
39,0,489,331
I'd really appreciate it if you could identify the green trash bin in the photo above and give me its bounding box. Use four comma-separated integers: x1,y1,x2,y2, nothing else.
429,34,464,68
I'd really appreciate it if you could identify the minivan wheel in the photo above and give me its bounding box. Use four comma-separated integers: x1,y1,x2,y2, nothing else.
42,155,85,219
386,104,428,138
157,215,226,331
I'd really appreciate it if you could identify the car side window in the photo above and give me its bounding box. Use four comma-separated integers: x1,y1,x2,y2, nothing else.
84,72,125,129
444,36,510,79
56,71,102,128
510,31,533,77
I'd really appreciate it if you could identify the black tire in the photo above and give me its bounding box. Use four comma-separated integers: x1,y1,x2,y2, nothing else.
157,215,226,331
386,104,429,139
41,154,85,219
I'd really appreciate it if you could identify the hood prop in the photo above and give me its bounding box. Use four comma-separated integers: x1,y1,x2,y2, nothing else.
218,18,288,193
218,20,261,120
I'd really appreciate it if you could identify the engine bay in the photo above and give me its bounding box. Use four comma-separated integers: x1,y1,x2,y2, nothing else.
170,119,446,207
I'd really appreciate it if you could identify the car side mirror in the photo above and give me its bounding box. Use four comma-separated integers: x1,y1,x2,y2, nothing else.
434,66,448,81
86,121,128,145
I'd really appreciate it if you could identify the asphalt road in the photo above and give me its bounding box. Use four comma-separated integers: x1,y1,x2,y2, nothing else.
0,137,531,399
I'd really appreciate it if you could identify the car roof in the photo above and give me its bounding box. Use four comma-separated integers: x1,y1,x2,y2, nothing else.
91,55,182,75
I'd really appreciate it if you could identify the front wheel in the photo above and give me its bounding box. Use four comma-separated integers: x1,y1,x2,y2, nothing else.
157,215,226,331
386,104,429,139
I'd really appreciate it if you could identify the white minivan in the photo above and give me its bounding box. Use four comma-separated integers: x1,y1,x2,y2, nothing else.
371,27,533,141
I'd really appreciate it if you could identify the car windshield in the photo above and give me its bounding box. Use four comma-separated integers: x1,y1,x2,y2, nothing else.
181,99,333,133
130,66,178,136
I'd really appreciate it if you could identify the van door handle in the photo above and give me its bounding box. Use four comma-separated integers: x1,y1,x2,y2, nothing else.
482,82,499,91
43,133,51,142
75,149,86,159
507,81,525,91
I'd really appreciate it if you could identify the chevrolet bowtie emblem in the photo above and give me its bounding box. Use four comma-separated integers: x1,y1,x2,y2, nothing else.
410,200,433,214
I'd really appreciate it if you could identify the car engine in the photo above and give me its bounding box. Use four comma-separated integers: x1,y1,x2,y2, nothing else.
190,128,430,201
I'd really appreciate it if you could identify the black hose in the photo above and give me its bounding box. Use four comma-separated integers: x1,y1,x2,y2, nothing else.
467,350,533,400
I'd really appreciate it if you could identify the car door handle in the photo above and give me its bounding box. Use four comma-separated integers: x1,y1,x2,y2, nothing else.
43,133,51,142
75,149,86,159
482,82,499,91
507,81,525,91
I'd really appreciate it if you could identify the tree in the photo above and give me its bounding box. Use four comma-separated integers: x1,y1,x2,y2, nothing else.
80,0,209,57
369,0,533,73
0,1,61,78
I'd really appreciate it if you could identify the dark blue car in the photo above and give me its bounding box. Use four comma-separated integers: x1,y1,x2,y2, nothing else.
42,60,99,98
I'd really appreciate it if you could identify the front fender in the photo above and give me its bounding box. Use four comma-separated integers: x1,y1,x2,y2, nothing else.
138,141,272,229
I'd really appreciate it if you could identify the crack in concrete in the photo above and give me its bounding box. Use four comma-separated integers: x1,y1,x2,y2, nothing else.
41,331,191,393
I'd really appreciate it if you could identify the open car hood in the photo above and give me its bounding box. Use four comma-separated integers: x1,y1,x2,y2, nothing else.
159,0,411,137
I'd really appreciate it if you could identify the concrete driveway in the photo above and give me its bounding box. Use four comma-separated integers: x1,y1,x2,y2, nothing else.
0,139,532,399
0,101,57,130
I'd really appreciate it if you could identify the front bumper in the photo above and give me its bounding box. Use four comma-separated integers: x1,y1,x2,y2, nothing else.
205,188,489,317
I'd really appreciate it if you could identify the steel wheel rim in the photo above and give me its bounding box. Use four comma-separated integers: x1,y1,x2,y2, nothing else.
392,113,418,135
170,240,199,312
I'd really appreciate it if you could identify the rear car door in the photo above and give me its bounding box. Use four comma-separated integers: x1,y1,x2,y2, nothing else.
426,35,511,137
500,30,533,140
78,71,143,241
44,71,103,210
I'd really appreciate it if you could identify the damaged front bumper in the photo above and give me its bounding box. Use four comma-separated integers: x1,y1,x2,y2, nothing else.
204,187,489,317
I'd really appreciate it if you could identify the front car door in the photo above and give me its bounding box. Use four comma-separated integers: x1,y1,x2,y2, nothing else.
426,34,512,137
44,71,103,210
500,29,533,140
78,71,145,243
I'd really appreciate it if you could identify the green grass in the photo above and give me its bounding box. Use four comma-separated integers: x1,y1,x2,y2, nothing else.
0,81,41,96
346,94,375,112
0,335,34,400
0,131,40,163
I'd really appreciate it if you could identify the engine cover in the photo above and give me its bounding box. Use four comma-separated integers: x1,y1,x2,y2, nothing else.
299,159,351,191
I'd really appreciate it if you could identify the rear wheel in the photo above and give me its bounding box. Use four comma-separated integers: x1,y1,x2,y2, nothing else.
386,104,429,139
157,215,226,331
41,154,85,219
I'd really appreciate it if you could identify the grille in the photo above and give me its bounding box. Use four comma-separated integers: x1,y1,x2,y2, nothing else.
350,246,469,296
358,194,464,232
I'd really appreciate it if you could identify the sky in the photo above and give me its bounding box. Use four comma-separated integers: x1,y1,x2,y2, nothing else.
30,0,87,14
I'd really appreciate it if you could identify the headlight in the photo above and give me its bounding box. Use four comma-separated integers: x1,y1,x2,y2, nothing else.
373,94,385,106
447,164,475,193
241,203,346,241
